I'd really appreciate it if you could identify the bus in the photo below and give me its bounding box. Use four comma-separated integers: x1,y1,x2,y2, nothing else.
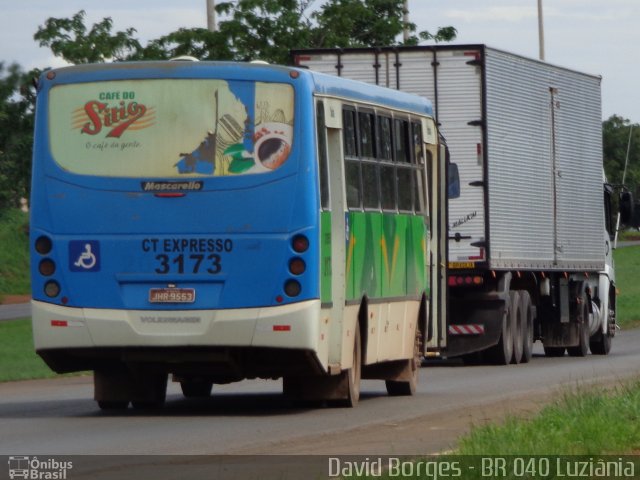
30,60,448,409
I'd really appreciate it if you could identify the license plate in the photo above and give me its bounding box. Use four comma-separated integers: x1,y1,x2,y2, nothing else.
149,288,196,304
448,261,475,269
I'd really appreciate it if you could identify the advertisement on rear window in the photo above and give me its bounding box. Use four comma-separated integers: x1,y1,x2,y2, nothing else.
49,79,294,178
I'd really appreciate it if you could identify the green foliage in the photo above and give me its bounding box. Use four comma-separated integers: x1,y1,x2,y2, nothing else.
0,209,30,296
33,2,458,66
603,114,640,196
457,381,640,455
613,245,640,328
0,63,36,210
34,10,142,64
0,319,58,382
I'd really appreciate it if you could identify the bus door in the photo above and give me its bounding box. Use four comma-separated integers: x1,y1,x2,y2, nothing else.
424,119,448,353
317,98,349,369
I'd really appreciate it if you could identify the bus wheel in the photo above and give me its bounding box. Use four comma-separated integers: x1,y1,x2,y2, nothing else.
519,290,534,363
131,372,168,409
486,293,514,365
97,401,129,410
544,346,565,357
181,380,213,398
386,328,421,396
330,322,361,408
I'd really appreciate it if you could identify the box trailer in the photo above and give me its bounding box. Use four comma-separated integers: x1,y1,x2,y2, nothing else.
293,45,623,362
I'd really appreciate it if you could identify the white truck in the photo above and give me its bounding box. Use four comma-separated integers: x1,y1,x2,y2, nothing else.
292,44,632,363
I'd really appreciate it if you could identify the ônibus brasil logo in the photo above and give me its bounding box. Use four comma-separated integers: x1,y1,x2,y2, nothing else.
8,456,73,479
72,91,155,138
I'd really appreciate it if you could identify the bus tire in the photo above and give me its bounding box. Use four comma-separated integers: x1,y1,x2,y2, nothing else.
131,372,168,409
386,327,421,396
330,322,362,408
544,346,565,357
520,290,534,363
97,401,129,410
181,381,213,398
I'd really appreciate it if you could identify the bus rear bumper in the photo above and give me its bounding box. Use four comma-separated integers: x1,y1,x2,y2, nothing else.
32,299,328,373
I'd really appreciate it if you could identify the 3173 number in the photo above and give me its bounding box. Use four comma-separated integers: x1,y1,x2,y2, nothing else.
154,253,222,274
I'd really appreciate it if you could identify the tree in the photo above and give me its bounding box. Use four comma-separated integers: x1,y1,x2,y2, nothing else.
0,63,37,209
603,115,640,196
34,2,457,66
34,10,142,64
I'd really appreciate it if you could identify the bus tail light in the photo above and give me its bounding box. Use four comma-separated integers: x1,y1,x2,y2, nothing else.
44,281,61,298
292,235,309,253
35,236,53,255
39,259,56,276
289,258,306,275
284,280,301,297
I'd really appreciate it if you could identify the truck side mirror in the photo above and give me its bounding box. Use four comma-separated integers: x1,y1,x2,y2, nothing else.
448,162,460,199
619,191,634,226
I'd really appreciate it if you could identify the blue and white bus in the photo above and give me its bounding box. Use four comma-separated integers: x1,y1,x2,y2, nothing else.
30,60,448,409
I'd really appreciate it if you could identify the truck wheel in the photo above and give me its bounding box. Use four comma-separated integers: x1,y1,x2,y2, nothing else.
486,294,514,365
181,380,213,398
568,295,589,357
590,303,613,355
510,290,523,364
386,328,421,396
519,290,534,363
590,330,612,355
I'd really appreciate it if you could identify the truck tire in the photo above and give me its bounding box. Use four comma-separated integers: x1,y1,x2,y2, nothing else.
510,290,523,364
386,328,421,396
568,293,589,357
486,293,515,365
590,300,613,355
519,290,534,363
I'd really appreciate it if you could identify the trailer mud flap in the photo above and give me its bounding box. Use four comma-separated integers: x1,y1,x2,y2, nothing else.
445,293,507,357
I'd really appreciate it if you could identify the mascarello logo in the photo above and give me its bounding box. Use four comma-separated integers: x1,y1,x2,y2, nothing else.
7,456,73,479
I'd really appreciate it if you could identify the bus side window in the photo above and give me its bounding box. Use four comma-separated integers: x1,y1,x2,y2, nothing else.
316,101,330,210
412,122,426,214
359,110,379,210
358,111,376,159
378,115,396,211
394,118,413,212
343,107,362,209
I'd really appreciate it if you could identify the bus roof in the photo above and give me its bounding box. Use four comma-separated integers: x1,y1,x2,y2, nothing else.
43,60,434,118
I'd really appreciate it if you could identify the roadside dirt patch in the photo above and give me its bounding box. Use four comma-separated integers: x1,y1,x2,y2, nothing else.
1,294,31,305
230,375,640,456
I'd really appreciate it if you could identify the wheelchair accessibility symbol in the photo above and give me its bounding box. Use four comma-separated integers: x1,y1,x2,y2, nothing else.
69,240,101,272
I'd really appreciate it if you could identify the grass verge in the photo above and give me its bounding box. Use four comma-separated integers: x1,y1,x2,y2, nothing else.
613,245,640,329
0,318,57,382
0,209,30,300
456,380,640,455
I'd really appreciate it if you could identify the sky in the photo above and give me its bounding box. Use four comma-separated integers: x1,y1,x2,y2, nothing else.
1,0,639,122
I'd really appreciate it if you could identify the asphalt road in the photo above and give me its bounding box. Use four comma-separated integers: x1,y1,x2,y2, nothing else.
1,328,639,458
0,302,30,321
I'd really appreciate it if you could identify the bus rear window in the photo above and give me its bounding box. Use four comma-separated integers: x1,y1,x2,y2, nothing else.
49,79,294,178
